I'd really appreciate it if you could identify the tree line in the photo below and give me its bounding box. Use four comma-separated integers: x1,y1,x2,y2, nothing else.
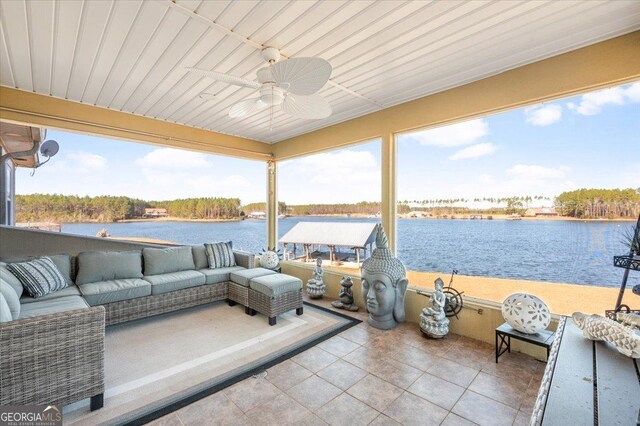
554,188,640,218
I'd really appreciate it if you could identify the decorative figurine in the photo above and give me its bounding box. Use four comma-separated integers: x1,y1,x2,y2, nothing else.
306,258,326,299
361,224,408,330
331,276,359,312
260,250,280,270
419,278,449,338
572,312,640,358
501,293,551,334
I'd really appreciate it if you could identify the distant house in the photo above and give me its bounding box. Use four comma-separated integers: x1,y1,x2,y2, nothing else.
144,208,169,218
247,211,266,219
524,207,558,217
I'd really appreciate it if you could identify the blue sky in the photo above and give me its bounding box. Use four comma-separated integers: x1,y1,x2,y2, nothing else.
16,82,639,205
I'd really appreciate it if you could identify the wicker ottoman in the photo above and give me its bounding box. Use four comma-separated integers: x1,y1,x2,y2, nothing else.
247,274,303,325
228,268,277,314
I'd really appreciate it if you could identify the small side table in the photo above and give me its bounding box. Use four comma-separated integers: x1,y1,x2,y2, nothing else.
495,322,555,363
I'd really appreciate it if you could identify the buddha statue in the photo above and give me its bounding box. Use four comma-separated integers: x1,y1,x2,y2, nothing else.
306,258,326,299
361,224,408,330
419,277,450,338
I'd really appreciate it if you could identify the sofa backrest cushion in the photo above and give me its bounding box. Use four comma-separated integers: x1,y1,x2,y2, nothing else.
0,262,23,298
191,245,208,270
0,280,20,320
0,293,12,322
76,250,143,285
143,246,195,276
0,255,73,286
205,242,236,269
6,257,69,299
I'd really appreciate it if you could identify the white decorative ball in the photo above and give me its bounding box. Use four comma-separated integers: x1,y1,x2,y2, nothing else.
501,293,551,334
260,251,280,270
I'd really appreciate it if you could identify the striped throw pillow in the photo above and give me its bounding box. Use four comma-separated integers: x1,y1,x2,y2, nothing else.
205,242,236,269
7,257,68,298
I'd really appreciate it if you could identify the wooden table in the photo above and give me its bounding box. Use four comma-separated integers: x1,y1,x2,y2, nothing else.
495,322,554,363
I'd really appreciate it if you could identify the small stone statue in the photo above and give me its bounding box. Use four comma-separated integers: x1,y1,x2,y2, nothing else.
331,276,359,311
306,258,326,299
361,224,408,330
419,278,450,338
572,312,640,358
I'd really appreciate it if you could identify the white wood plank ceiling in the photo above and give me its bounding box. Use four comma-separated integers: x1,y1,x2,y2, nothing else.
1,0,639,144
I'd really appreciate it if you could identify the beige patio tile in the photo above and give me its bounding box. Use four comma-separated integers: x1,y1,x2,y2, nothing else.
223,376,282,412
368,414,402,426
245,393,311,425
383,391,448,426
452,390,517,426
346,374,403,412
317,335,361,357
292,346,339,373
316,393,379,426
467,372,527,409
317,359,368,390
339,325,376,345
393,343,438,371
407,372,465,410
287,375,343,411
146,413,183,426
513,410,532,426
295,413,330,425
176,392,245,425
267,359,313,391
367,358,423,389
426,357,479,388
440,412,478,426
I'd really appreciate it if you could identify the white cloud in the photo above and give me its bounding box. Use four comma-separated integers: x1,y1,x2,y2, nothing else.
449,143,497,160
412,119,489,147
44,150,107,174
135,148,212,170
567,83,640,116
506,164,569,179
525,104,562,126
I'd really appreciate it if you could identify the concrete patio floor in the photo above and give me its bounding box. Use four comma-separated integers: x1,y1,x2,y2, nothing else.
148,298,544,426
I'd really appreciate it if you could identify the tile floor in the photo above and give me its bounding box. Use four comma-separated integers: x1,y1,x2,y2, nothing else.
148,299,544,426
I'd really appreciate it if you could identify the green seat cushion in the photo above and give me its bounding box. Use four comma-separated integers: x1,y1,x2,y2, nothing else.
192,245,209,270
0,280,20,320
143,246,195,275
199,266,245,285
230,268,277,287
20,285,81,304
79,278,151,306
18,295,89,319
0,262,23,298
249,274,302,297
145,270,206,295
76,250,143,285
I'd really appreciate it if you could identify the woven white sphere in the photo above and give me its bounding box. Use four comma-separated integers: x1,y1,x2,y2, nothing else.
501,293,550,334
260,251,280,270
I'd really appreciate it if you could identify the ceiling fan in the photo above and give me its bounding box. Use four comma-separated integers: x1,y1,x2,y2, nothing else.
187,47,332,125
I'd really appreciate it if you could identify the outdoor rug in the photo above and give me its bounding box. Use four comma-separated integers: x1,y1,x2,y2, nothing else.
63,301,359,425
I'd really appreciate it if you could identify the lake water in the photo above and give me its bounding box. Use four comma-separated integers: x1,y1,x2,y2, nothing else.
62,217,637,288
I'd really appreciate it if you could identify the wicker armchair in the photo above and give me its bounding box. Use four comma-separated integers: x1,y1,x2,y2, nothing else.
0,306,105,410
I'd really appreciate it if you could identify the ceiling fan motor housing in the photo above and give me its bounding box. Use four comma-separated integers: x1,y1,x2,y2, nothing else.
260,86,284,105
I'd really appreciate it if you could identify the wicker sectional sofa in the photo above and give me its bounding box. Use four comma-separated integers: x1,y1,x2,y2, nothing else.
0,245,256,411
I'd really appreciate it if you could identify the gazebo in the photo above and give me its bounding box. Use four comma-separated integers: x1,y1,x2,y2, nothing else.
279,222,377,264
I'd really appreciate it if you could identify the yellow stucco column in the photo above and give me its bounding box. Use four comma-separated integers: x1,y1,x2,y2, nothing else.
267,159,278,250
381,132,397,254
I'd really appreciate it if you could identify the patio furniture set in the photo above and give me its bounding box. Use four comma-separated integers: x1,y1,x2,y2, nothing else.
0,244,303,410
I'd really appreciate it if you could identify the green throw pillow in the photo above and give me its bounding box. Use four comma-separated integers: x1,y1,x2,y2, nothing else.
205,242,236,269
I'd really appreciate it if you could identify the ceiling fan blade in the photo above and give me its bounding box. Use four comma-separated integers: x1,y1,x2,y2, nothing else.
271,57,332,95
282,94,331,119
186,67,261,90
229,98,267,118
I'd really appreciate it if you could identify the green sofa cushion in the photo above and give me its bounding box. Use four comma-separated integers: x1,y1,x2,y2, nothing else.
76,250,143,285
0,280,20,320
0,263,23,298
79,278,151,306
143,246,195,276
192,245,209,270
199,266,245,285
145,270,206,295
0,293,12,322
249,274,302,297
230,268,277,287
18,295,89,319
19,285,81,304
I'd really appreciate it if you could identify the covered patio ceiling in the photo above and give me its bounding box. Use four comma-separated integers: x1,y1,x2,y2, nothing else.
1,0,639,145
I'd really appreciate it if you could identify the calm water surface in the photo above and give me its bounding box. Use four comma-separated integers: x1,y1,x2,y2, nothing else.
62,217,637,288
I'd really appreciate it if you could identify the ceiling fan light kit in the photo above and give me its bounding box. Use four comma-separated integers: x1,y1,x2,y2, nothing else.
189,47,332,125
